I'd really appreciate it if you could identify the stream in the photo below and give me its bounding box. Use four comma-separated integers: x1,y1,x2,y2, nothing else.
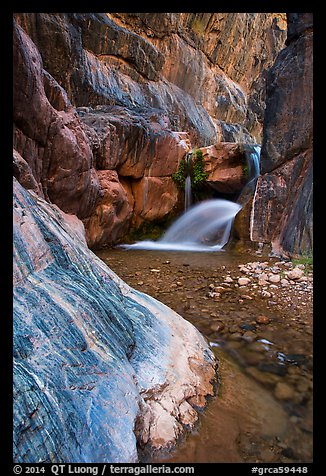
95,247,313,463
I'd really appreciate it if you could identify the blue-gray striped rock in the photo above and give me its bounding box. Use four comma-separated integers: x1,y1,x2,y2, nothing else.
13,178,217,463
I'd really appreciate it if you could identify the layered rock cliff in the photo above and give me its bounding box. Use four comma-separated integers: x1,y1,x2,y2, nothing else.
13,13,286,248
13,178,216,462
249,13,313,257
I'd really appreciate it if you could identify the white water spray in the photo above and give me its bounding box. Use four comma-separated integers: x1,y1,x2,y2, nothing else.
184,152,192,211
120,199,242,252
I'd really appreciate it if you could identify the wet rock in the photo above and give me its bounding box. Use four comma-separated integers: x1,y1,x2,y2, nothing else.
257,362,287,376
274,382,295,400
281,447,297,459
283,354,307,366
256,315,270,325
201,143,247,194
241,331,256,343
210,322,225,333
239,323,257,332
245,367,281,385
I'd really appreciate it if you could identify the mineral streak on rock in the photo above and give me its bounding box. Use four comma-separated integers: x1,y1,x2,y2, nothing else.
13,178,217,463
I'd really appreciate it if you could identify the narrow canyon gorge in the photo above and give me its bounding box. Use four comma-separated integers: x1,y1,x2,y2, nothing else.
13,12,313,465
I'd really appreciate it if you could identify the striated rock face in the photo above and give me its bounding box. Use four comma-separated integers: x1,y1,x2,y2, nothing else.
13,21,101,219
250,13,313,257
13,178,217,463
14,12,286,145
13,13,287,247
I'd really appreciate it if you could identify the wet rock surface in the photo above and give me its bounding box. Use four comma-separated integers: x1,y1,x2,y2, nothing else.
249,13,313,257
96,247,313,463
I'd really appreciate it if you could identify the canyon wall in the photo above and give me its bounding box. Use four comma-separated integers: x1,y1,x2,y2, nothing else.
13,178,216,462
13,13,286,248
249,13,313,257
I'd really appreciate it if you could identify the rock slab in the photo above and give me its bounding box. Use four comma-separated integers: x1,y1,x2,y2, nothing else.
13,178,217,463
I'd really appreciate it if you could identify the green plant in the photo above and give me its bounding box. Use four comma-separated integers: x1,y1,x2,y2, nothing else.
172,157,187,189
172,149,208,196
242,163,249,178
292,252,313,272
191,149,208,189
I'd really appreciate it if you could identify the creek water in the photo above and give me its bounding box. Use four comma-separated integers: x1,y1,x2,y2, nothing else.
95,248,313,463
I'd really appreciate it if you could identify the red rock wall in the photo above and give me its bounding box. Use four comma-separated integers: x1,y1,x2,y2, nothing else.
13,13,287,248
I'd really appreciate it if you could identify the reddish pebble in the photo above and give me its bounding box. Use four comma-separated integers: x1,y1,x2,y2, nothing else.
256,315,270,324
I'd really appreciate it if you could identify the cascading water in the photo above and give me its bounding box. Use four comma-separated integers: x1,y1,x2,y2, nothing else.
184,152,192,211
245,144,261,181
120,199,242,252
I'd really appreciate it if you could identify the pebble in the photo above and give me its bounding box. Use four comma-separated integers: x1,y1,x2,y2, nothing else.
268,274,281,284
274,382,295,400
258,280,269,286
210,322,225,332
239,323,256,331
281,279,289,286
150,268,161,273
208,291,220,299
238,277,251,286
242,331,256,342
287,268,304,280
261,291,272,298
224,276,234,283
256,315,270,324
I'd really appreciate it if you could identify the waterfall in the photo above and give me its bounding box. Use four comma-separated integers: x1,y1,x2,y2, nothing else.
246,144,261,180
120,199,242,252
184,152,192,211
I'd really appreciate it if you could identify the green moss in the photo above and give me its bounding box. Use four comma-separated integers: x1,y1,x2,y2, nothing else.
242,163,249,178
123,215,179,243
292,252,313,273
192,149,208,189
172,149,208,191
172,157,187,188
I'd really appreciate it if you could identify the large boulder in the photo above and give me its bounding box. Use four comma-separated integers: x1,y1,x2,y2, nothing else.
13,178,217,463
201,143,247,194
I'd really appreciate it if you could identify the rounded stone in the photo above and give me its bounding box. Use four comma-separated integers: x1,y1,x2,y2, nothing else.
274,382,295,400
238,277,251,286
256,315,270,324
268,274,281,284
